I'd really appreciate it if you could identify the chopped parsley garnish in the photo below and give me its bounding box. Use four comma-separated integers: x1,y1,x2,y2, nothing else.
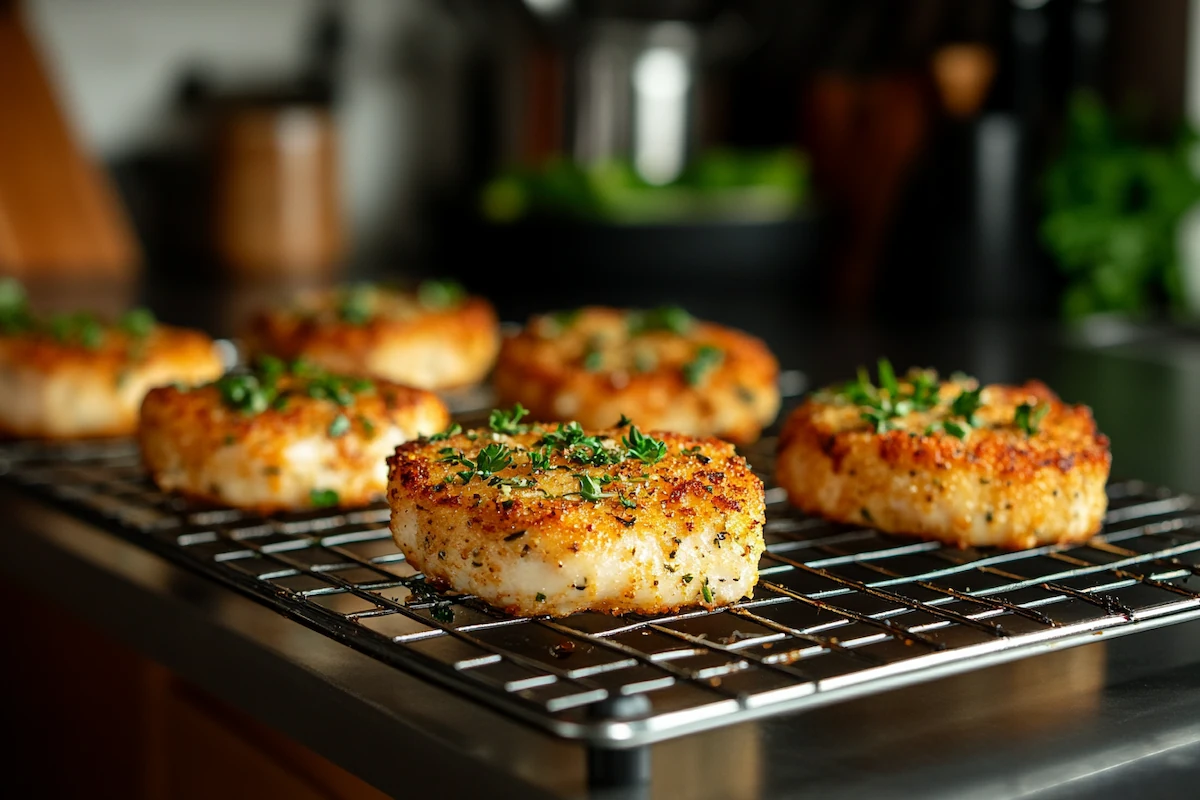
616,413,633,427
627,305,693,336
838,360,983,436
328,413,351,438
1014,402,1049,436
0,279,32,334
549,308,581,331
528,448,552,471
417,279,466,310
215,359,372,416
682,574,694,584
622,425,667,464
576,474,615,501
583,347,603,371
441,443,513,484
701,578,714,604
428,422,462,442
926,420,969,439
618,493,637,509
216,374,270,414
337,285,374,324
358,415,376,438
682,344,724,386
877,358,900,397
118,308,156,338
489,403,531,435
310,488,339,508
49,312,105,349
535,592,547,602
950,387,984,427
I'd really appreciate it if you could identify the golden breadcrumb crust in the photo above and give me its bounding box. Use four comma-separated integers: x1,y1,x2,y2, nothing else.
0,325,223,439
245,291,500,390
388,426,766,616
775,379,1112,549
493,307,780,443
140,377,448,513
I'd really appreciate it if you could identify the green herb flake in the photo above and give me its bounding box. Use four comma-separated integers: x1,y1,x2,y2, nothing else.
576,474,615,502
583,347,603,371
1014,402,1050,436
358,415,376,438
701,578,714,604
0,278,32,334
337,285,374,325
622,424,667,464
877,358,899,397
428,422,463,442
328,413,351,438
310,488,339,508
118,308,156,338
682,344,724,387
535,592,546,602
628,305,694,336
417,279,466,310
489,403,530,435
682,574,694,584
950,387,984,426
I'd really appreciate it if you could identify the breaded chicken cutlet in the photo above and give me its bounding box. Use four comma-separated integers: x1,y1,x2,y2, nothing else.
244,280,500,390
388,406,766,616
0,281,223,439
140,357,448,512
775,362,1112,549
494,306,780,443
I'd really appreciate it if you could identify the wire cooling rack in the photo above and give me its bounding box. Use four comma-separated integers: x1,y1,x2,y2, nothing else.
3,383,1200,751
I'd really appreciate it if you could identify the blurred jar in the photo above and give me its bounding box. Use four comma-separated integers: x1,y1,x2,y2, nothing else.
213,103,344,280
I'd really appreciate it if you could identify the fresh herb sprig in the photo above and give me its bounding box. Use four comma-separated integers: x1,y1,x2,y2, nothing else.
841,359,927,433
627,305,693,336
337,285,374,324
0,279,32,334
622,424,667,464
1014,402,1049,436
117,308,156,338
682,344,723,386
214,358,373,418
489,403,531,435
440,442,513,484
417,279,466,310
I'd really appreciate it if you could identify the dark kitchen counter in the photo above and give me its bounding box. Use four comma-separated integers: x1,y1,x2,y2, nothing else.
5,279,1200,798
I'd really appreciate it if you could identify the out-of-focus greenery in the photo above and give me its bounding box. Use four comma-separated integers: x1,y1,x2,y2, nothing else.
1042,91,1200,319
480,148,809,225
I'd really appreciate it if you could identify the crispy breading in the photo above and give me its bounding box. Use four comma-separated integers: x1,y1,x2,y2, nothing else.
493,307,780,443
244,287,500,390
775,377,1112,549
388,424,766,616
140,375,448,512
0,326,223,439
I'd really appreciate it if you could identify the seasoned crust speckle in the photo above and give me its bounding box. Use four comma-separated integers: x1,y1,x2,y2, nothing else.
387,425,766,616
140,375,449,513
494,307,780,443
0,325,223,439
775,378,1112,549
244,287,500,390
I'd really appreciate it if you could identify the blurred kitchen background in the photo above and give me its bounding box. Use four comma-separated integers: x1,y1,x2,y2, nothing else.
3,0,1200,328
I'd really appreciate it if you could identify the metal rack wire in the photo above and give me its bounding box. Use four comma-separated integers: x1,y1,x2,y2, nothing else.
4,391,1200,755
